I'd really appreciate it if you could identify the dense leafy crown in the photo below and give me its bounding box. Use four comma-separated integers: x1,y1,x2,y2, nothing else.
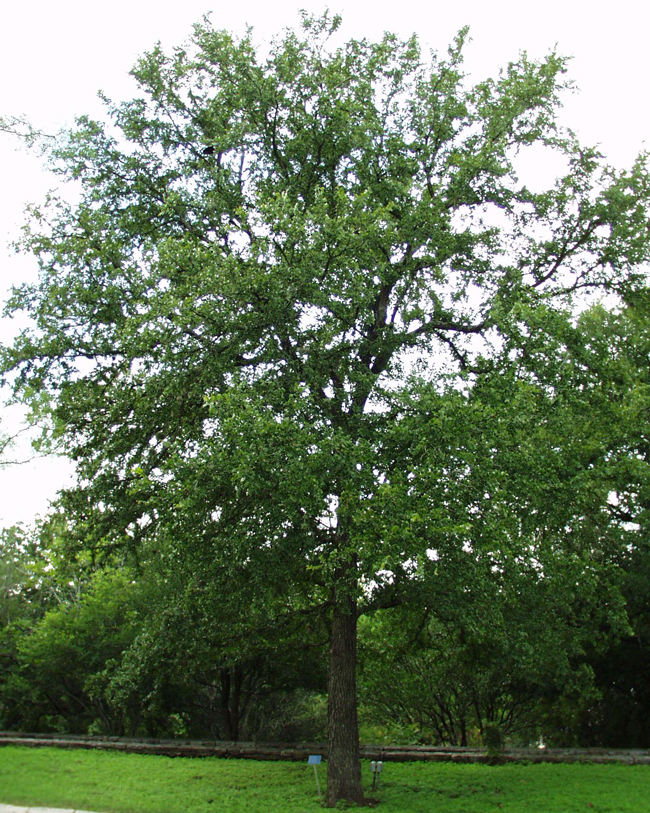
2,14,650,607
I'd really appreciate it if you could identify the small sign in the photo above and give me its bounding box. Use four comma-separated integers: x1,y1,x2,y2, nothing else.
308,754,323,801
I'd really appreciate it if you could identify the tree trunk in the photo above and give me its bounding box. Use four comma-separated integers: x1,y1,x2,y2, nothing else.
220,667,241,741
229,664,243,741
326,584,365,807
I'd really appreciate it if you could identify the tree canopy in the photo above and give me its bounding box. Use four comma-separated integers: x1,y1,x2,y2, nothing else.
2,12,650,805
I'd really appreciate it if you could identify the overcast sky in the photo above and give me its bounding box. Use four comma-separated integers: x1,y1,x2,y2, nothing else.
1,0,649,528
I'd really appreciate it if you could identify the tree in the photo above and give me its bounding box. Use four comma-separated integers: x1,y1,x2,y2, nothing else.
0,517,327,738
109,577,329,741
0,518,86,627
0,569,139,733
359,551,625,748
531,295,650,747
2,13,650,804
0,525,38,628
358,346,632,747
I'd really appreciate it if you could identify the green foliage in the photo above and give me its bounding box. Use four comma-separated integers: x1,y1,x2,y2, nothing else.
0,514,328,739
522,295,650,747
0,526,33,626
0,521,329,739
107,583,328,741
4,13,648,597
483,724,505,762
357,320,640,747
0,568,144,733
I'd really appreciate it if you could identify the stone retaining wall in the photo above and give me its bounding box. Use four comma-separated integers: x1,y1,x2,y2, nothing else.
1,732,649,764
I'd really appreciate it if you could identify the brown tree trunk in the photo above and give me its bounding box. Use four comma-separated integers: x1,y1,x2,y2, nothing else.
326,581,365,807
229,665,243,741
220,667,241,741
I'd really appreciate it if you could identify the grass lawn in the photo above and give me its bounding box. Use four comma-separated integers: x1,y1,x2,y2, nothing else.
1,745,649,812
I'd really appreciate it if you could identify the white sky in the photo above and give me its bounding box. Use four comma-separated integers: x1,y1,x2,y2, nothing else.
0,0,648,528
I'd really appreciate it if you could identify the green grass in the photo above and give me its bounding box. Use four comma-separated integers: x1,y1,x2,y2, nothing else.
0,746,649,812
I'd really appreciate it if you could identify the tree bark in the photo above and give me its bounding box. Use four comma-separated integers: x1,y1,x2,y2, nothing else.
220,667,241,741
326,580,365,807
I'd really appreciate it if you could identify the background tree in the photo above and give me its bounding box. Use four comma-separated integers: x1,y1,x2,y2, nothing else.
0,520,328,740
358,342,632,747
0,518,96,730
533,295,650,747
359,562,624,748
109,592,328,741
105,538,330,741
2,13,650,805
0,569,143,734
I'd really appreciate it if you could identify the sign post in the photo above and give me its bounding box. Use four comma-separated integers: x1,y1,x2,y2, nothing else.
308,754,322,802
370,760,384,791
